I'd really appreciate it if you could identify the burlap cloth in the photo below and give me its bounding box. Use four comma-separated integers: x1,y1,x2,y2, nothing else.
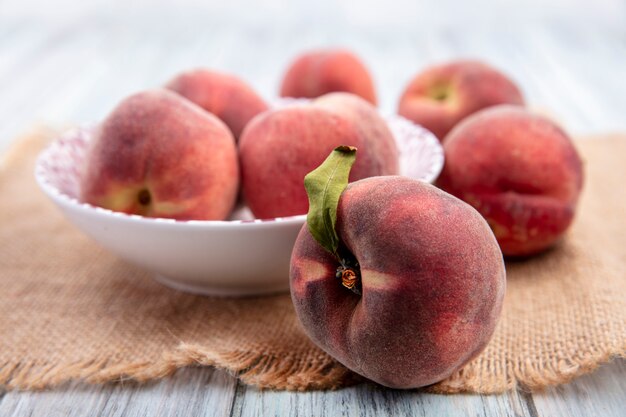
1,129,625,393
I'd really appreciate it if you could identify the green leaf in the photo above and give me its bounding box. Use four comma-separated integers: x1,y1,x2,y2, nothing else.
304,146,357,257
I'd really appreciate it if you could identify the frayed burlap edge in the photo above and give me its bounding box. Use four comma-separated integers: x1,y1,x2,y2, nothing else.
0,343,359,391
1,342,623,392
1,128,625,393
430,347,626,394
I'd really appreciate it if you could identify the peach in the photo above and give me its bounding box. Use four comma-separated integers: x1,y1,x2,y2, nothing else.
290,176,506,389
398,60,524,141
436,106,584,257
280,49,377,105
166,69,269,140
80,89,239,220
239,95,398,219
313,92,399,172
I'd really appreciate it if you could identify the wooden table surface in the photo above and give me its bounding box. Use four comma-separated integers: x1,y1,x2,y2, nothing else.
1,1,625,415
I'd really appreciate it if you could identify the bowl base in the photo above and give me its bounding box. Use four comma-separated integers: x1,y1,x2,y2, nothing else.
153,274,290,297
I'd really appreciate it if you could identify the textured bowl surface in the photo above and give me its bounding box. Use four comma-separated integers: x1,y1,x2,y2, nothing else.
35,115,443,296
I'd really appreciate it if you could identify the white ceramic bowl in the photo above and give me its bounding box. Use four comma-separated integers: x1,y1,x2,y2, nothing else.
35,116,443,296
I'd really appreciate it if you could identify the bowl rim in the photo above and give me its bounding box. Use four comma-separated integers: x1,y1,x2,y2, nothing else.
34,140,307,230
34,114,443,230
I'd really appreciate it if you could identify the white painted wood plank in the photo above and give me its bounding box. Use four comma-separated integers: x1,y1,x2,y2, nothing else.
3,361,621,417
0,26,110,151
231,383,535,417
0,367,237,417
0,23,55,84
2,20,624,149
541,26,626,133
532,358,626,417
523,29,615,133
231,361,626,417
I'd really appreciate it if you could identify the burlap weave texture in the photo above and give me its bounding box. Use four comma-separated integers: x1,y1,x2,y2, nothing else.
1,130,624,392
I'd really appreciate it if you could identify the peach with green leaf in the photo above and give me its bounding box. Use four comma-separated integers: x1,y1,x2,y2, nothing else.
290,147,506,389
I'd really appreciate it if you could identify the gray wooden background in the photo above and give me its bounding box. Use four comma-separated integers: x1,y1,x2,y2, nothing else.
1,0,625,415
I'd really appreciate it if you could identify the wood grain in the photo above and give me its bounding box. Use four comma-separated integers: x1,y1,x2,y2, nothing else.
533,359,626,417
2,360,624,416
232,383,537,417
0,367,237,417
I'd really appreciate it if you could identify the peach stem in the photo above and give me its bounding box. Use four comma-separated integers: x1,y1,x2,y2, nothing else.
336,257,362,295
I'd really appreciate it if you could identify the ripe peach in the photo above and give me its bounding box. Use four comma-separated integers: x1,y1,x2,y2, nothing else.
398,60,524,141
80,89,239,220
313,92,399,173
437,106,584,257
239,97,398,219
280,49,377,105
166,69,269,140
290,176,506,389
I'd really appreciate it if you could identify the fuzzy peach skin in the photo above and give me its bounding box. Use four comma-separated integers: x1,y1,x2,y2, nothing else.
166,69,269,140
313,92,399,171
80,89,239,220
239,100,399,219
398,60,524,141
437,106,584,257
280,49,377,105
311,93,400,162
290,176,506,389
